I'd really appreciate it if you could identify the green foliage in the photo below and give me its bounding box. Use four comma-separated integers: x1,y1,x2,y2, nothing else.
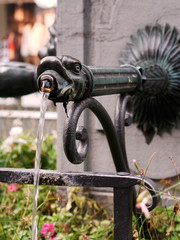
151,205,180,239
132,204,180,240
0,130,56,170
133,154,180,239
0,184,113,239
0,182,180,239
0,128,180,239
0,127,113,239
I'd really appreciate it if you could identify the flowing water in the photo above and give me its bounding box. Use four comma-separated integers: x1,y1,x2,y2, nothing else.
32,92,49,240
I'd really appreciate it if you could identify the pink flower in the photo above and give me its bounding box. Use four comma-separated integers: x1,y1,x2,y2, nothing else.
140,168,145,176
7,183,16,192
41,222,55,237
136,197,150,219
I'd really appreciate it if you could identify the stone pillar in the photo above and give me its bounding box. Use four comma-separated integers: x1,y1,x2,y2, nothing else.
56,0,85,172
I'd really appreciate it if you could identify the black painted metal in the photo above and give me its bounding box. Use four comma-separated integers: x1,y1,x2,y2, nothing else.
114,94,139,215
63,97,127,172
0,61,37,97
0,168,159,240
114,187,133,240
90,65,142,96
114,94,134,171
36,56,142,105
0,167,159,240
0,168,159,211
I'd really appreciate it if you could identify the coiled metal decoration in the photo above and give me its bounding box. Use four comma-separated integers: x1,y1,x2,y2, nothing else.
63,97,128,172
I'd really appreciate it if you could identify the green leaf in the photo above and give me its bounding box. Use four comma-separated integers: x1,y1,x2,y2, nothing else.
175,223,180,231
176,213,180,222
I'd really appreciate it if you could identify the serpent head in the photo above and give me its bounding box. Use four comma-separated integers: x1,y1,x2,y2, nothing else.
37,55,93,104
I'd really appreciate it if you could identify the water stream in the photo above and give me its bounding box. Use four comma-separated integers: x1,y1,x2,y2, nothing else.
32,92,49,240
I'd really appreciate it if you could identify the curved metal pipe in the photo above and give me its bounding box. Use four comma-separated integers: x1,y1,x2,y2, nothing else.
0,62,37,97
63,97,128,172
114,94,134,171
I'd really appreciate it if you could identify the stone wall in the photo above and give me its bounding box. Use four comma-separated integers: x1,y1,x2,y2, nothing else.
56,0,180,180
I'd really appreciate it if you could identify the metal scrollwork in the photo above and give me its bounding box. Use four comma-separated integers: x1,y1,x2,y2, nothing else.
139,176,160,212
62,95,160,214
114,94,134,172
63,97,128,172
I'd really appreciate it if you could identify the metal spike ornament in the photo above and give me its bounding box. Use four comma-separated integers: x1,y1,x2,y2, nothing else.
120,24,180,143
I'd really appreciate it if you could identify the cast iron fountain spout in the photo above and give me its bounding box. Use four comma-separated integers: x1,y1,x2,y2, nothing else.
37,55,143,103
36,53,171,131
37,55,94,103
37,24,180,144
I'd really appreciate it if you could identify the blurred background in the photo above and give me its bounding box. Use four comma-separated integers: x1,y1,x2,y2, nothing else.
0,0,57,137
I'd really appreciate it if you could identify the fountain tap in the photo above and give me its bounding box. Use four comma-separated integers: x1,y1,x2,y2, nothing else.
37,55,142,104
36,47,180,144
37,55,94,104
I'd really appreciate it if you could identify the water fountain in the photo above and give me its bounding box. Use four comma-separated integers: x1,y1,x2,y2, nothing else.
1,23,180,239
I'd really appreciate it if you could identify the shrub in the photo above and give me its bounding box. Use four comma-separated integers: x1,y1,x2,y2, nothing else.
0,124,56,170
